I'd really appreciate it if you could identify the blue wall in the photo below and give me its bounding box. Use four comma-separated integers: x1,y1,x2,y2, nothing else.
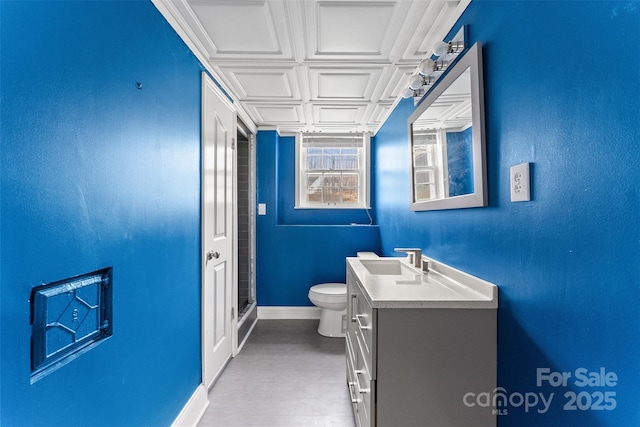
446,126,474,196
1,1,203,425
374,1,639,425
256,131,380,306
7,1,635,425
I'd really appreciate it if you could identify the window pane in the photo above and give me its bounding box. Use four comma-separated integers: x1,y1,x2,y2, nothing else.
414,148,433,167
342,188,359,204
415,183,435,201
324,154,338,170
342,174,359,187
339,155,359,170
307,191,322,203
324,188,341,204
307,187,322,203
324,174,341,188
306,174,323,203
415,170,434,185
414,132,437,146
307,154,324,170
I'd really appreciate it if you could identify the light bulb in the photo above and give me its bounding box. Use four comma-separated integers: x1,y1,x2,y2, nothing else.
408,74,424,90
401,87,415,99
432,40,450,58
418,58,435,76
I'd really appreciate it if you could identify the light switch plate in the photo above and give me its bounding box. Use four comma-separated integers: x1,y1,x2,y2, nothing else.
510,163,531,202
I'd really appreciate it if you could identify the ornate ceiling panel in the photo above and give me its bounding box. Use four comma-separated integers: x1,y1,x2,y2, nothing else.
153,0,470,134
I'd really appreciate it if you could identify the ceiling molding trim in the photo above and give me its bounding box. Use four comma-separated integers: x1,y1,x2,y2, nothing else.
152,0,258,134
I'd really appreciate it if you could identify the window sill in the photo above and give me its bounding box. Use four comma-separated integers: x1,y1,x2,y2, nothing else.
294,205,371,210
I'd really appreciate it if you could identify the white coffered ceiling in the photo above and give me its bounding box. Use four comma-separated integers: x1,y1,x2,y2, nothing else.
153,0,470,134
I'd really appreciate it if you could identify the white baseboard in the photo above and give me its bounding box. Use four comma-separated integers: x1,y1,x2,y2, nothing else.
258,306,321,319
172,383,209,427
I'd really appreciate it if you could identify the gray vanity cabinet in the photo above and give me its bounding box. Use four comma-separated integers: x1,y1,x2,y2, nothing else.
346,263,497,427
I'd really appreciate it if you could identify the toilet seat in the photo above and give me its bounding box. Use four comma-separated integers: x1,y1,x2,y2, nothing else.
308,283,346,304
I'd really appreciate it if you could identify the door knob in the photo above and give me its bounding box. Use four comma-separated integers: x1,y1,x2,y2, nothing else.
207,250,220,261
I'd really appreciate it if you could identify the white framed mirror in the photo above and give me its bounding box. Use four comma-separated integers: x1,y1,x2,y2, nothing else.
408,42,487,211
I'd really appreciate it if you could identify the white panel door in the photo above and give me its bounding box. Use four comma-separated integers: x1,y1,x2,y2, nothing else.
202,72,235,389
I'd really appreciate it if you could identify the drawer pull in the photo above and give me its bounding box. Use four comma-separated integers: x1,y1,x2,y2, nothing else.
355,314,371,331
356,370,370,394
348,382,358,403
350,294,357,322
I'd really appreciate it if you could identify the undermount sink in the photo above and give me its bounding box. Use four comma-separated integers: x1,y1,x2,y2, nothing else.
359,259,419,276
347,255,498,309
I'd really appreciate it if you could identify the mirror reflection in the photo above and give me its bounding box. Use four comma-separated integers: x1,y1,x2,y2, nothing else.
412,67,472,202
408,42,486,211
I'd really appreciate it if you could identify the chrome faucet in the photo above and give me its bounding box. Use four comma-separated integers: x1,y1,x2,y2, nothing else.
394,248,422,269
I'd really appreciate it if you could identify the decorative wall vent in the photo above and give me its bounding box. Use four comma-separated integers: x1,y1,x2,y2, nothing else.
30,267,113,383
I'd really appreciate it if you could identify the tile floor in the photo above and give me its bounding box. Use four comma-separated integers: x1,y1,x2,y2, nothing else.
198,319,355,427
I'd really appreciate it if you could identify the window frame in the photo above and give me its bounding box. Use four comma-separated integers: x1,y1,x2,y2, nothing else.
412,128,448,202
295,133,370,209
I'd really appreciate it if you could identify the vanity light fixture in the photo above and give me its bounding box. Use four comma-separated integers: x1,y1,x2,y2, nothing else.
432,39,464,58
432,40,450,58
402,73,437,100
418,58,450,78
401,87,417,98
401,27,466,104
418,58,437,76
408,74,425,90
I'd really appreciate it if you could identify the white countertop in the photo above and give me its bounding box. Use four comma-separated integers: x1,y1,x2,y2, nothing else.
347,256,498,309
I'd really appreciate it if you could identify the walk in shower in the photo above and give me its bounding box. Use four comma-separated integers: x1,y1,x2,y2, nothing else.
235,121,257,349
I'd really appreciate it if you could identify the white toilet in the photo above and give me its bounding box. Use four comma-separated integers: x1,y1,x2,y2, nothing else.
308,253,379,337
308,283,347,337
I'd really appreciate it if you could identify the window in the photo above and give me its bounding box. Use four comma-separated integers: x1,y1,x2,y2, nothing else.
296,133,370,209
412,129,447,201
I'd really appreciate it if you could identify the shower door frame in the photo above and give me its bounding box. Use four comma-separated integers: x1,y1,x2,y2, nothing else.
232,123,257,356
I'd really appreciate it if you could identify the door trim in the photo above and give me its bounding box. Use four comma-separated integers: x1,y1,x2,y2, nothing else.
201,72,235,389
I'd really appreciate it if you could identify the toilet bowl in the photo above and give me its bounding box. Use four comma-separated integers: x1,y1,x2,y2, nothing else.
308,283,347,337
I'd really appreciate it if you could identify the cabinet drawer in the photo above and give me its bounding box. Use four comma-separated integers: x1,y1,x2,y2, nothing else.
350,281,372,343
346,299,358,355
355,342,375,427
352,297,374,377
346,341,359,426
354,298,373,355
346,333,356,371
346,268,359,347
348,270,376,379
356,374,374,427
